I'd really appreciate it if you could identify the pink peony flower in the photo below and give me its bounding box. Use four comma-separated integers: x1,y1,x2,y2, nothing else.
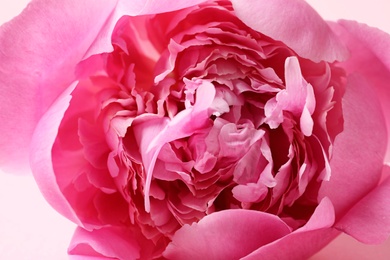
1,0,389,259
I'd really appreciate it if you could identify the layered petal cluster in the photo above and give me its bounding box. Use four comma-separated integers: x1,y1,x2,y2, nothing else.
1,0,389,259
43,1,346,257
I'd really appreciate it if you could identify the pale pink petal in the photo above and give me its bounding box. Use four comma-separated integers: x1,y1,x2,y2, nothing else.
231,0,349,62
242,197,337,259
330,20,390,163
118,0,207,16
264,56,315,135
335,170,390,244
319,74,387,217
311,233,390,260
0,0,119,174
163,209,291,259
68,227,140,260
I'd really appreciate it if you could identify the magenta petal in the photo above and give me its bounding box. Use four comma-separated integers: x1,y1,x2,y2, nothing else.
68,227,140,260
231,0,348,62
0,0,119,174
335,170,390,244
242,197,337,259
163,209,291,259
319,74,387,217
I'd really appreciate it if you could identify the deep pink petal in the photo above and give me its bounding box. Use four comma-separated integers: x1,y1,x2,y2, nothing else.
231,0,348,62
68,227,140,260
163,209,291,260
0,0,119,174
335,170,390,244
30,83,82,226
330,20,390,163
319,74,387,218
242,197,337,259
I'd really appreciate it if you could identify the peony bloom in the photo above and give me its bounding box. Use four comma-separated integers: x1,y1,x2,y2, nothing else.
1,0,389,259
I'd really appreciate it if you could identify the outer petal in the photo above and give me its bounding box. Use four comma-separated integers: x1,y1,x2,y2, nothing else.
85,0,210,58
0,0,119,174
319,75,387,218
231,0,348,62
242,197,338,259
68,227,140,260
335,170,390,244
163,209,291,260
30,82,82,226
329,20,390,163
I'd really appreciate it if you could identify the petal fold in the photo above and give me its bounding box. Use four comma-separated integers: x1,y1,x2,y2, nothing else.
68,227,140,260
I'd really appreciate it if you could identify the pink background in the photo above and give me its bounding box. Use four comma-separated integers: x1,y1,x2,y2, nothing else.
0,0,389,259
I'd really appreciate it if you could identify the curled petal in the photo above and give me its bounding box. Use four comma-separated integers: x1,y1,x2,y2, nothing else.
141,80,216,212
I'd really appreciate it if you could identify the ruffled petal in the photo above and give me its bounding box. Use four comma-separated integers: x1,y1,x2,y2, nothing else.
231,0,348,62
0,0,119,173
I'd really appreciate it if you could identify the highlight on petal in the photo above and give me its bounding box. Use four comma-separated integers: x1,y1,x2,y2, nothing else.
68,227,140,260
264,56,315,136
0,0,119,174
163,209,291,260
231,0,349,62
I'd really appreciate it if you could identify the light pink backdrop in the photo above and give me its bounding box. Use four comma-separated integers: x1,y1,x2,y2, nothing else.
0,0,389,259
